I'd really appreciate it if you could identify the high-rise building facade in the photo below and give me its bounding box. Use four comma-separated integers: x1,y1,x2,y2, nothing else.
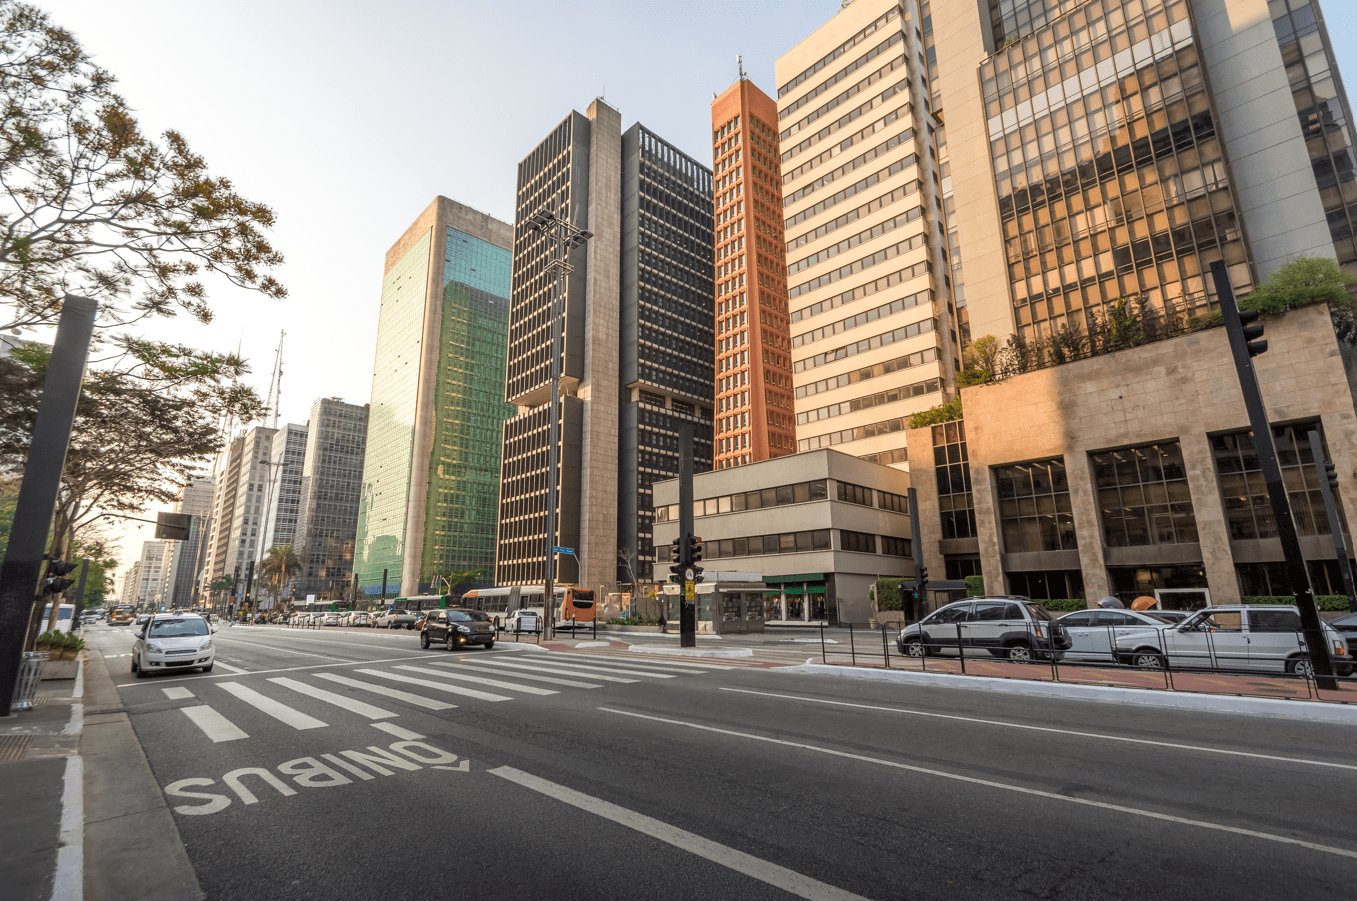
353,198,515,597
496,100,715,593
204,425,276,587
133,540,167,606
711,76,796,469
777,0,959,469
261,423,308,552
295,397,369,597
161,477,213,608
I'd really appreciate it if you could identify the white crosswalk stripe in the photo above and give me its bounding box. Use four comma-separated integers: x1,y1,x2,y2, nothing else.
218,682,328,730
268,677,398,719
162,687,194,700
434,660,602,689
181,705,248,742
393,665,559,696
313,673,457,711
544,656,711,675
473,658,640,684
354,668,513,702
484,657,678,679
210,660,249,674
592,656,736,671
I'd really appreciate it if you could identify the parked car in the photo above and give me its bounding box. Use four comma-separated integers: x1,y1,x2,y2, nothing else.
504,608,543,635
1113,605,1354,677
1329,611,1357,651
135,613,152,629
349,611,372,627
131,613,216,677
420,607,496,651
376,608,415,630
897,597,1071,662
1057,609,1178,663
320,612,342,627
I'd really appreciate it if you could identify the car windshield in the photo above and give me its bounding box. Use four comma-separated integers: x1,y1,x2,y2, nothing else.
1023,603,1054,621
148,618,209,637
449,610,490,622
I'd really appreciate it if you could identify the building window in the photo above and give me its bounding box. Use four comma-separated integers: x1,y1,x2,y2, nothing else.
836,481,873,506
1006,569,1085,601
1092,441,1197,547
1211,424,1332,539
668,529,831,561
881,536,911,557
934,421,976,540
995,458,1076,553
840,530,877,554
878,489,909,514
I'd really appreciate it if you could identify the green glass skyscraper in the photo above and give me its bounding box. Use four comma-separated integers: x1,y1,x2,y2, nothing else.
353,197,515,596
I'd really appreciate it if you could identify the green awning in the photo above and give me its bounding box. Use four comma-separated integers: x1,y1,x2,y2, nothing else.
806,585,826,595
763,573,825,584
782,586,804,595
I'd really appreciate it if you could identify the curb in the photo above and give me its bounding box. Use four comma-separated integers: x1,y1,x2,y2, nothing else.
630,645,754,659
780,663,1357,725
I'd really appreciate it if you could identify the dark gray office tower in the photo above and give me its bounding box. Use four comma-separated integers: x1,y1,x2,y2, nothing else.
496,99,714,599
295,397,370,597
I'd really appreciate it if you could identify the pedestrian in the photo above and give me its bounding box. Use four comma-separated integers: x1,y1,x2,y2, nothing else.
658,612,667,634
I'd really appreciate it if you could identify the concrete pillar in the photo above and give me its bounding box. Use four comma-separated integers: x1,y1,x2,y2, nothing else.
1068,451,1111,602
1180,433,1240,604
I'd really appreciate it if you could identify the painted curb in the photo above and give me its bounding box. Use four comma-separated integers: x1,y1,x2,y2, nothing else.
780,663,1357,725
629,646,755,659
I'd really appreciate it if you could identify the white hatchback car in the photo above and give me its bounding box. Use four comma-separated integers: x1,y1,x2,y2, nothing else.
132,613,216,677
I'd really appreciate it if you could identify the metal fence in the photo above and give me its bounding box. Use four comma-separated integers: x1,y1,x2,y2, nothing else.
816,623,1357,703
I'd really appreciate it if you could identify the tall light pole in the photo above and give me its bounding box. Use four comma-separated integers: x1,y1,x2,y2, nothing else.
526,207,592,640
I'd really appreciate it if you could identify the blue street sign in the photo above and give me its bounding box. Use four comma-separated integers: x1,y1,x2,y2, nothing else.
553,546,575,555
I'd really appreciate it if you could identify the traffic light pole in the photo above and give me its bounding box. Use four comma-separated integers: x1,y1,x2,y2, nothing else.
1211,261,1336,688
908,487,925,621
0,295,97,716
678,425,696,648
1307,429,1357,614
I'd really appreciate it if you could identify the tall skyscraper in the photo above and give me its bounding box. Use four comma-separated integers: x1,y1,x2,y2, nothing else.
204,424,277,587
711,74,796,469
295,397,369,597
353,198,515,597
260,422,308,552
132,540,167,607
161,477,213,608
777,1,957,468
495,100,714,593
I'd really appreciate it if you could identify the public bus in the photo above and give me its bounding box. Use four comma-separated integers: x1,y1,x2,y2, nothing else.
110,605,135,626
560,588,597,628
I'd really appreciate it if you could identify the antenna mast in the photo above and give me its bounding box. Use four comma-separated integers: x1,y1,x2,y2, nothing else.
265,330,285,427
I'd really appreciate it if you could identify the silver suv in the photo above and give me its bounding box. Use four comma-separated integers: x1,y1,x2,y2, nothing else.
897,597,1072,663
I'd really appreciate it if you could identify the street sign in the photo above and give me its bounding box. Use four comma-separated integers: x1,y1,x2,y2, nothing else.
683,581,694,601
553,546,574,555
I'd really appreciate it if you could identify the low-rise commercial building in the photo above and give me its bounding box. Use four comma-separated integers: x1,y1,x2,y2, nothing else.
651,449,914,624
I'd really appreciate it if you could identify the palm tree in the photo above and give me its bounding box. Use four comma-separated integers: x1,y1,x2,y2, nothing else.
260,546,301,603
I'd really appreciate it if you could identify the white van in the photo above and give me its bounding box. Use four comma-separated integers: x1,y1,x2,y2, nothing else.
41,603,76,633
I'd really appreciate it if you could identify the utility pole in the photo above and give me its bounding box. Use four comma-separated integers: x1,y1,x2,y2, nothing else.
908,487,926,622
1211,261,1336,689
678,425,696,648
526,206,593,641
0,296,97,716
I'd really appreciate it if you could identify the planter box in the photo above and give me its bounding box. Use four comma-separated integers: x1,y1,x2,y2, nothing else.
873,612,907,628
40,652,82,681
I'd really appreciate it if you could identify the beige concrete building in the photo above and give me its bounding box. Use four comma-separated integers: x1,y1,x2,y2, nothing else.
776,0,959,469
905,303,1357,605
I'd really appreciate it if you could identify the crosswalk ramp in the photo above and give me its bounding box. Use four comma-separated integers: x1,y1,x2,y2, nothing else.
161,651,731,744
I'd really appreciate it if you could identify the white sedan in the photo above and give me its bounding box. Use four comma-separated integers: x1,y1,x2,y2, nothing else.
1057,609,1177,662
132,614,216,677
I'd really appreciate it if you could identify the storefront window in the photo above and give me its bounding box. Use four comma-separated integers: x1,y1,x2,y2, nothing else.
1092,441,1197,546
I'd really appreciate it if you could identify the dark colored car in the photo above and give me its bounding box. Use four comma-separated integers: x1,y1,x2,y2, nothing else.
421,608,496,651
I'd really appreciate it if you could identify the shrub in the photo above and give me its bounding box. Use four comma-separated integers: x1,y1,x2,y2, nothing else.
873,578,904,611
965,575,985,597
907,396,963,430
1037,598,1087,612
1243,595,1351,612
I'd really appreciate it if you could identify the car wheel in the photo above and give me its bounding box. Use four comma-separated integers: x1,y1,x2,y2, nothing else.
445,634,456,651
484,640,494,650
201,663,213,673
130,655,138,674
420,631,430,650
1006,643,1033,664
1288,656,1314,678
135,654,148,678
904,638,926,658
1133,651,1166,670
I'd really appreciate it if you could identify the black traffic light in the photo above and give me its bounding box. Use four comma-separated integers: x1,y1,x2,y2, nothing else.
43,559,78,595
688,534,704,582
1324,460,1340,494
918,565,928,588
668,536,683,579
1237,307,1267,357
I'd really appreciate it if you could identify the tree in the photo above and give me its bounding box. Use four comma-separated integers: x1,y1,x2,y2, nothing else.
259,545,300,600
0,1,284,335
617,546,640,588
429,567,486,596
1248,255,1355,316
0,475,17,561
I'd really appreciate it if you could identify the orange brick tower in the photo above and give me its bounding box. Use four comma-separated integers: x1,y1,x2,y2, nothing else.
711,72,795,470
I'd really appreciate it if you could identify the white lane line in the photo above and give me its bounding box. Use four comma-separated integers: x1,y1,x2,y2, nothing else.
436,661,602,689
269,677,398,719
548,656,710,675
210,660,249,674
372,722,426,740
312,673,457,711
489,765,869,901
52,756,83,901
354,668,512,702
393,665,559,696
162,687,194,700
181,705,249,742
719,688,1357,774
217,682,327,729
601,707,1357,862
474,659,639,684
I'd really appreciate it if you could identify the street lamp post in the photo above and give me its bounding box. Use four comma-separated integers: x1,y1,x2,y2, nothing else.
526,207,592,640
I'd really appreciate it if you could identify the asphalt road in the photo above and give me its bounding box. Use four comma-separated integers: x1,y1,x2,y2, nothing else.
83,622,1356,900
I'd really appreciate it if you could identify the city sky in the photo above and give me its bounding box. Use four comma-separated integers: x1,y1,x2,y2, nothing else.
26,0,1357,585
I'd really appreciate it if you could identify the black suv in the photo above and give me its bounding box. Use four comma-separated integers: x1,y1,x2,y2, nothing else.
420,608,496,651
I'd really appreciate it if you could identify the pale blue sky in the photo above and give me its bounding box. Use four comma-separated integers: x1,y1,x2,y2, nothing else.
30,0,1357,568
